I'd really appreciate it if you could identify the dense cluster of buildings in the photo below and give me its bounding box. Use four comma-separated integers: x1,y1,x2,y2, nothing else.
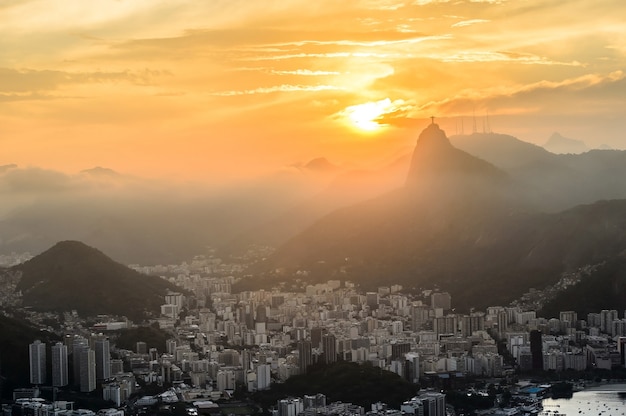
8,252,626,415
272,392,446,416
22,334,137,413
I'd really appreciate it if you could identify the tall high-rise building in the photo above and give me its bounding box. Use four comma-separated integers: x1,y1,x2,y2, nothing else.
618,337,626,367
411,305,430,331
216,369,236,392
95,337,111,381
165,292,184,309
461,313,485,338
391,342,411,360
559,311,578,328
256,364,271,391
51,342,68,387
278,398,304,416
322,334,337,364
310,328,323,349
365,292,379,310
600,310,619,334
29,340,46,385
497,311,509,338
255,304,268,324
530,330,543,371
79,348,97,392
241,349,251,373
72,336,89,387
431,292,451,310
166,339,177,355
612,319,626,337
419,391,446,416
298,341,312,374
405,353,420,383
433,315,458,336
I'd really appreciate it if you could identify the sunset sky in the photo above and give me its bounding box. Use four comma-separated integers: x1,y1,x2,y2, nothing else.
1,0,625,182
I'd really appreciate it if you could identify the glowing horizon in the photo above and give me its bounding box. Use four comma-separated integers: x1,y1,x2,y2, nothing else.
1,0,625,181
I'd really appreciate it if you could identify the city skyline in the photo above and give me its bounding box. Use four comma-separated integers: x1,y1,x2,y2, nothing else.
3,1,626,412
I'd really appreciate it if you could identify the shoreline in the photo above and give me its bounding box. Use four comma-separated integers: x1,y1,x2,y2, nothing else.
579,382,626,392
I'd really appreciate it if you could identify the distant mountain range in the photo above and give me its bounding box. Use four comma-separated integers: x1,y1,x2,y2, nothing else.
3,125,626,313
0,161,404,264
252,124,626,311
229,155,410,250
9,240,178,320
450,132,626,212
543,132,589,154
2,129,626,267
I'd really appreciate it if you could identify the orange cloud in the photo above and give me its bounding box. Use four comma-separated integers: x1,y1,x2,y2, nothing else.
0,0,625,179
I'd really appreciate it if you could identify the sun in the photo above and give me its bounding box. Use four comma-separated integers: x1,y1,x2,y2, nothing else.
343,98,393,132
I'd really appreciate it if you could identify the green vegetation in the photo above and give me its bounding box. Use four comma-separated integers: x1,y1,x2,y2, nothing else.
541,257,626,317
113,324,171,353
445,390,494,414
252,361,418,411
15,241,179,321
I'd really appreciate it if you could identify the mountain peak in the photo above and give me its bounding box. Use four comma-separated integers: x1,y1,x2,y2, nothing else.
49,239,98,252
26,240,108,266
14,240,176,320
0,163,18,173
303,157,339,173
406,123,504,187
80,166,121,177
543,132,588,154
416,122,452,148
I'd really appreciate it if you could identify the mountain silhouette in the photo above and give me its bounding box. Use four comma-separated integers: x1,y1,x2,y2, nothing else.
406,122,505,186
302,157,340,173
13,240,178,320
543,132,589,154
228,153,410,250
451,132,626,211
253,125,626,311
450,132,554,171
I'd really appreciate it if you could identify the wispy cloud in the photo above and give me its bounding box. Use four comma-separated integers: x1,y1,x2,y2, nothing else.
211,84,345,96
369,70,626,127
1,0,625,175
416,70,626,114
270,69,341,76
0,92,68,102
451,19,490,28
0,67,169,93
428,51,582,66
266,34,451,48
242,52,395,61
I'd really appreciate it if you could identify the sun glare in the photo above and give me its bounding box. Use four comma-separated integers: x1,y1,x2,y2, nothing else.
344,98,393,132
